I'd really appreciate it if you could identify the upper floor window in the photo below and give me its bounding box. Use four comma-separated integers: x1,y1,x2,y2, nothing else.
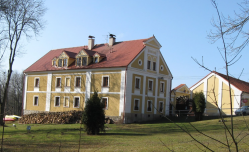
135,77,140,89
102,76,109,87
153,62,156,71
160,82,164,92
82,57,87,66
63,59,68,67
34,96,38,106
134,99,139,111
74,97,80,108
147,60,151,69
65,77,70,87
34,78,39,87
102,97,108,110
56,77,61,87
55,96,60,107
58,59,62,67
148,80,153,91
75,77,81,87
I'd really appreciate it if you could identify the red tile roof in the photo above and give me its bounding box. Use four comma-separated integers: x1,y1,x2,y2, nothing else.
24,37,153,73
172,84,185,91
190,71,249,94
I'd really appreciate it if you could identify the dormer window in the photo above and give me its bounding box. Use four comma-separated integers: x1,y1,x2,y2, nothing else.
76,57,81,66
94,57,98,63
58,59,62,67
63,59,68,67
82,57,87,66
53,60,56,66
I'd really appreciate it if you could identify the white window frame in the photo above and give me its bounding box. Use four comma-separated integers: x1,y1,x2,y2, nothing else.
33,96,39,106
148,79,153,91
58,59,63,67
34,77,40,87
138,59,142,66
94,57,98,63
65,77,71,87
75,76,81,87
63,58,68,67
102,97,108,110
82,57,87,66
102,75,109,87
147,100,152,112
64,96,69,107
56,77,62,88
134,98,140,111
160,82,165,92
159,101,164,113
135,77,141,89
73,96,80,108
54,96,60,107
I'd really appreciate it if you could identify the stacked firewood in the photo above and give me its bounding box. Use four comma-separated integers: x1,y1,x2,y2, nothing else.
19,111,83,124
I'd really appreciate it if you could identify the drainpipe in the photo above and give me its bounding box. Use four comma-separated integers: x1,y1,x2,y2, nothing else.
169,77,173,116
122,67,127,124
22,73,26,116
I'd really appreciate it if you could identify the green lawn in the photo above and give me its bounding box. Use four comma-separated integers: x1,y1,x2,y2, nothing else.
1,116,249,152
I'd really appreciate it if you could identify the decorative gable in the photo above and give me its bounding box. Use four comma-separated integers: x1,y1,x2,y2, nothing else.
144,37,162,49
59,52,69,58
76,50,88,57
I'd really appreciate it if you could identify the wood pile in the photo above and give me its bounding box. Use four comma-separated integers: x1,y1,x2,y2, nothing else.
19,111,83,124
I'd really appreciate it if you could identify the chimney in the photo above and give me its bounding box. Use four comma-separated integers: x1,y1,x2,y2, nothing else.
88,35,95,50
109,34,116,46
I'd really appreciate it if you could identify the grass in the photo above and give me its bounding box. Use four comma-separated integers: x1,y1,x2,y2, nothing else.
0,116,249,152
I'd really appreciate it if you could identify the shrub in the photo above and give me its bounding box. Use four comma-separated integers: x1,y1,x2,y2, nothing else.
192,91,206,121
81,91,105,135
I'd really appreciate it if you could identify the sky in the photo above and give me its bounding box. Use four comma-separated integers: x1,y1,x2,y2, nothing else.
1,0,249,89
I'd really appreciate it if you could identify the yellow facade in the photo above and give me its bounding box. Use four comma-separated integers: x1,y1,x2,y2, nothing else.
222,82,234,115
156,98,165,114
27,75,47,91
192,83,204,94
159,57,169,75
26,92,46,111
132,74,144,94
130,95,143,113
91,72,121,92
144,97,155,114
157,80,167,97
145,76,156,96
97,94,120,116
206,76,219,114
131,51,144,70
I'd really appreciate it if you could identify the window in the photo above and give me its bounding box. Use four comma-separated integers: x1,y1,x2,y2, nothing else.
82,57,87,66
148,80,153,91
74,97,80,108
147,60,151,69
55,96,60,107
34,96,38,106
159,102,163,113
102,76,109,87
135,78,140,89
102,97,108,110
65,77,70,87
76,57,81,66
63,58,68,67
134,99,139,111
153,62,156,71
53,60,56,66
147,100,152,112
75,77,81,87
34,78,39,87
56,77,61,87
94,57,98,63
64,97,69,107
160,82,164,92
58,59,62,67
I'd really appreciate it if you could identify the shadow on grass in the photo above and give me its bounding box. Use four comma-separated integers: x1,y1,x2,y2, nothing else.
99,133,149,136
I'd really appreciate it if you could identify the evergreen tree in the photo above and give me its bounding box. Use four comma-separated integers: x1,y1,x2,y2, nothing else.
192,91,206,121
81,91,105,135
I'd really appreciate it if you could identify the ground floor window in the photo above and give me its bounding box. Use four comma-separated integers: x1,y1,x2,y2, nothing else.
74,97,80,108
34,96,38,106
102,97,108,110
55,96,60,107
159,101,163,113
147,100,152,112
134,99,139,111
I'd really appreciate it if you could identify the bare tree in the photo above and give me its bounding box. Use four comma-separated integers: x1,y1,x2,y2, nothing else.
0,0,46,151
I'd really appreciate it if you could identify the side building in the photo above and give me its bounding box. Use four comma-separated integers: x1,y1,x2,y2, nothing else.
23,35,173,123
190,71,249,116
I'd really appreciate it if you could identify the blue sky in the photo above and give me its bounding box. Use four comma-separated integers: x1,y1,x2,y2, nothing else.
2,0,249,88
